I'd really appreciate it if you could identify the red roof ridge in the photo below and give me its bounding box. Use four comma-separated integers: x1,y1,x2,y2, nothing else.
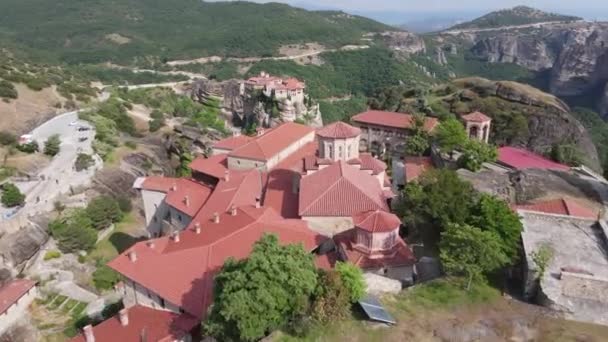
316,121,361,139
461,111,491,123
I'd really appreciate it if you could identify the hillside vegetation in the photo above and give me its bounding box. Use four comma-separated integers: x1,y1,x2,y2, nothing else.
0,0,392,64
369,77,600,169
449,6,580,30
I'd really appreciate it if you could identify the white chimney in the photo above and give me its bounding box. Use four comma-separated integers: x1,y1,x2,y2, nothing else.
171,183,177,191
224,170,230,182
119,308,129,327
194,222,201,234
255,197,261,209
213,212,220,224
172,231,180,243
147,241,155,249
83,325,95,342
128,251,137,262
230,205,237,216
184,195,190,207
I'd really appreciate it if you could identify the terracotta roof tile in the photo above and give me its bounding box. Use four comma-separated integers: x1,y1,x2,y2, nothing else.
109,207,327,318
299,161,390,217
515,198,598,219
164,179,213,217
353,210,401,233
212,135,254,152
461,111,491,123
334,230,415,269
189,154,229,180
229,122,314,162
357,153,387,175
404,157,433,183
0,279,35,314
138,177,181,193
316,122,361,139
498,147,570,171
70,305,198,342
351,111,438,132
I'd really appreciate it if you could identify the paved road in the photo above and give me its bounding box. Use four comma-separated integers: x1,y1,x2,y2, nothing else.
1,111,101,227
442,20,584,35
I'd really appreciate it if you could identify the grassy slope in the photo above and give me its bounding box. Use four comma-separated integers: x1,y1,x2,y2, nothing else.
0,0,392,64
449,6,580,30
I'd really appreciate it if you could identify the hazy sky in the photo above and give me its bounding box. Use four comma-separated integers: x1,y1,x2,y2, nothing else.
210,0,608,12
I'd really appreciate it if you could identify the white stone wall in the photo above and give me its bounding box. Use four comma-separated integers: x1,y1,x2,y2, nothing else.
0,286,37,335
122,279,181,314
168,207,192,232
367,265,414,285
212,147,231,156
319,136,360,162
302,216,354,236
141,190,168,238
356,230,399,251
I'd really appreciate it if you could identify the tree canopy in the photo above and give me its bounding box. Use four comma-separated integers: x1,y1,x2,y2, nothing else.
86,196,123,230
49,209,97,253
335,262,366,303
43,134,61,156
1,183,25,207
458,140,498,171
205,234,318,341
434,117,468,153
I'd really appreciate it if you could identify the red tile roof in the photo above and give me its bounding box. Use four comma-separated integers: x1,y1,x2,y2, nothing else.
316,122,361,139
299,161,390,217
497,147,570,171
404,157,434,183
353,210,401,233
229,122,314,162
212,135,254,152
108,207,327,318
138,177,181,193
189,154,229,180
334,230,415,269
356,153,387,175
274,78,306,91
164,179,213,217
0,279,36,314
461,111,491,123
515,198,598,219
351,111,439,132
70,305,198,342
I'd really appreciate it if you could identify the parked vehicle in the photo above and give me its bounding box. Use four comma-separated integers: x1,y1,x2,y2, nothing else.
78,137,88,142
77,126,90,131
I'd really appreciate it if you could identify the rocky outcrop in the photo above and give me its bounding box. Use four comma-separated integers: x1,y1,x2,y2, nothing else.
377,31,426,54
600,84,608,118
0,223,49,271
464,22,608,116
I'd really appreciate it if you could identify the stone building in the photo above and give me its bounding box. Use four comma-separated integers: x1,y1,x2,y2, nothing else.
0,279,37,335
461,111,491,143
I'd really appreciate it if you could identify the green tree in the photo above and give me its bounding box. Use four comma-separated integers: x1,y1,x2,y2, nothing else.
17,141,39,154
435,117,467,154
43,134,61,156
440,223,509,290
205,234,318,341
311,270,351,324
404,115,430,156
458,140,498,171
335,262,366,303
1,183,25,207
92,264,121,290
86,196,123,230
550,143,583,166
0,131,16,146
531,243,553,279
74,153,95,171
49,211,97,253
468,195,523,262
176,152,193,177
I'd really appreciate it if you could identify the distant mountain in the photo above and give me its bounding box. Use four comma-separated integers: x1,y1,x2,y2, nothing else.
0,0,393,65
448,6,581,30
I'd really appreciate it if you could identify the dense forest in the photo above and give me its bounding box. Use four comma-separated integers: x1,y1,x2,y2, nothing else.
0,0,392,64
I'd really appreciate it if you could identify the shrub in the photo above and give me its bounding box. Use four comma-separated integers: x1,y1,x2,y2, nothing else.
74,153,94,171
43,134,61,156
311,270,351,324
124,141,137,150
116,195,133,213
92,264,121,291
43,250,62,261
86,196,123,230
335,262,366,303
0,80,17,99
0,131,16,146
17,141,39,154
48,213,97,253
1,183,25,207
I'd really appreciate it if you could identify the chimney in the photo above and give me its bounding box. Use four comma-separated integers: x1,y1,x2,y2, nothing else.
224,170,230,182
184,195,190,207
213,212,220,224
171,183,177,191
119,308,129,327
128,251,137,263
172,231,180,243
147,241,155,249
194,222,201,234
230,205,237,216
83,325,95,342
255,197,261,209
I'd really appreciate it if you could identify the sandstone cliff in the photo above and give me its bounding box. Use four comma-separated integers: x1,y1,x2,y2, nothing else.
464,22,608,116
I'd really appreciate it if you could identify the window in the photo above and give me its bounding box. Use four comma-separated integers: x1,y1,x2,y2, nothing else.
160,298,165,308
347,145,352,158
328,145,333,159
338,146,343,159
178,214,182,222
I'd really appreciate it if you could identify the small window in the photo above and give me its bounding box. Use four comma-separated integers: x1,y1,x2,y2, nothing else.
160,298,165,308
338,146,343,159
178,214,182,222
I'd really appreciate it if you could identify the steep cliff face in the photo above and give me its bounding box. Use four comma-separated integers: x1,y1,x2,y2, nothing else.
465,22,608,116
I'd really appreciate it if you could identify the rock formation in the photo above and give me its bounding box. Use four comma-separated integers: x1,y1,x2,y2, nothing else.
0,223,49,272
376,31,426,54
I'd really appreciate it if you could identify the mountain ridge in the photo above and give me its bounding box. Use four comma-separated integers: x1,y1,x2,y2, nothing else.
448,6,581,31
